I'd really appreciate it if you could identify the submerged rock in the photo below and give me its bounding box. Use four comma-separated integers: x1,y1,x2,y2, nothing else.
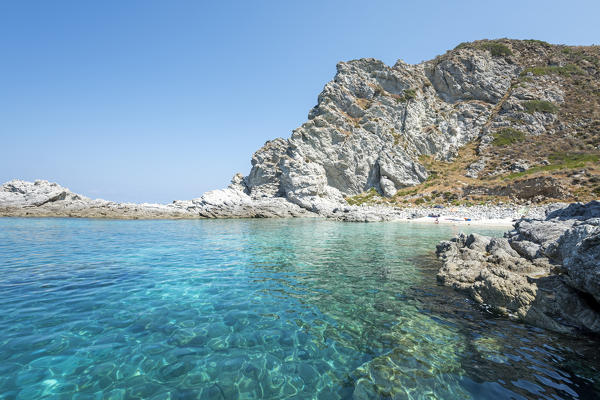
436,200,600,335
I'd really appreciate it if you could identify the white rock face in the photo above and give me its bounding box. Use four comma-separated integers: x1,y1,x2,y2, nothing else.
0,180,84,207
244,48,531,205
0,180,194,219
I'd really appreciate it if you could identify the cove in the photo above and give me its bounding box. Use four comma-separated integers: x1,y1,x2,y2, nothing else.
0,218,598,399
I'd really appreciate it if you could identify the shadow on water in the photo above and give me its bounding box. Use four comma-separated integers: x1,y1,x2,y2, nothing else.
359,251,600,400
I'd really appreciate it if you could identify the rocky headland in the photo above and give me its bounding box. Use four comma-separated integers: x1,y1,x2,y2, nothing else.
234,39,599,211
437,200,600,335
3,39,598,221
0,179,313,219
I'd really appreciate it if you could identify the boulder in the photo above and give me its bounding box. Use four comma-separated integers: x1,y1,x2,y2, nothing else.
436,201,600,335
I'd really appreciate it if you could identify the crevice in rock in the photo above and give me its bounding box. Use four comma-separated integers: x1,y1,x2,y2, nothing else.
578,289,600,314
34,191,67,207
482,79,516,130
365,160,382,194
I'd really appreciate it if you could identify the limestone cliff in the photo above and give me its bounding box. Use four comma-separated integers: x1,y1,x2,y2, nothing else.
241,39,599,210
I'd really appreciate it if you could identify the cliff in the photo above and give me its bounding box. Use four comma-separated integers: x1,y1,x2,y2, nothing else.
241,39,599,211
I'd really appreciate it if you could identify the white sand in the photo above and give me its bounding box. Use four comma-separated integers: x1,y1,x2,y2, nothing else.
407,215,515,227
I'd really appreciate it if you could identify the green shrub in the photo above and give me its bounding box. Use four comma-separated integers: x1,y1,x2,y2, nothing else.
505,153,599,179
523,100,558,114
521,64,583,76
548,152,599,165
523,39,551,47
521,66,548,76
373,85,385,97
492,128,526,146
345,188,380,206
394,88,417,103
481,42,512,57
403,89,416,100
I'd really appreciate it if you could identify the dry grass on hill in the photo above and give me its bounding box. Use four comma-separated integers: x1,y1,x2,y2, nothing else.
346,40,600,207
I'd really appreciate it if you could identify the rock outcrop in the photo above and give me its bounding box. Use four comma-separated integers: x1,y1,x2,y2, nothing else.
436,200,600,335
240,39,600,210
0,179,314,219
1,179,553,221
245,51,510,210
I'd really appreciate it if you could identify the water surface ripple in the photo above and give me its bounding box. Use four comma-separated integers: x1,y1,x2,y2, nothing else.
0,218,598,399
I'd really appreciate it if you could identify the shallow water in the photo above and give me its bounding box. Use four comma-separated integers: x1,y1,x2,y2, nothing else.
0,218,598,399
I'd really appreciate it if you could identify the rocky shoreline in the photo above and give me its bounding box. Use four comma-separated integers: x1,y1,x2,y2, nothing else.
436,200,600,335
4,179,600,338
6,40,597,224
1,179,551,223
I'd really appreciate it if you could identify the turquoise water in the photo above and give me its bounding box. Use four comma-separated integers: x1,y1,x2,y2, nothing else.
0,218,599,399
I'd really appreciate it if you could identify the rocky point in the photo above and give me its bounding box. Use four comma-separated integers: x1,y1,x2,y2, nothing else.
437,201,600,335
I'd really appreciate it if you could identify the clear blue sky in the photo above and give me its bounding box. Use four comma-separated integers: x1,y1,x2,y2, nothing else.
1,1,598,203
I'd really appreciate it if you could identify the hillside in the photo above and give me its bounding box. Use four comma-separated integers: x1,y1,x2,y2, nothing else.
242,39,600,210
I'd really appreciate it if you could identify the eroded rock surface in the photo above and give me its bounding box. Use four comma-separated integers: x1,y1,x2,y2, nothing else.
1,179,554,221
245,49,520,210
436,200,600,335
0,179,315,219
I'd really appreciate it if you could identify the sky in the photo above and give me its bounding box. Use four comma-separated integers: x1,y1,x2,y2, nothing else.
1,1,599,203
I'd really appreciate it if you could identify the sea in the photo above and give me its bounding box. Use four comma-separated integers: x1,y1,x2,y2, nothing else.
0,218,598,399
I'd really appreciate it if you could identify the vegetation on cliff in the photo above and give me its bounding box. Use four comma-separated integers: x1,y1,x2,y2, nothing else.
345,39,600,207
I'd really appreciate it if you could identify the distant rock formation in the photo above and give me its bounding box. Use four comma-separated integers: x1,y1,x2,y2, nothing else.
1,178,553,222
436,200,600,335
0,179,314,219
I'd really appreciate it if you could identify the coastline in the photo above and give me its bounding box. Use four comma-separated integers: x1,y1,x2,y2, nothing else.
406,215,516,227
0,203,542,228
0,179,555,225
0,212,517,226
0,180,563,225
